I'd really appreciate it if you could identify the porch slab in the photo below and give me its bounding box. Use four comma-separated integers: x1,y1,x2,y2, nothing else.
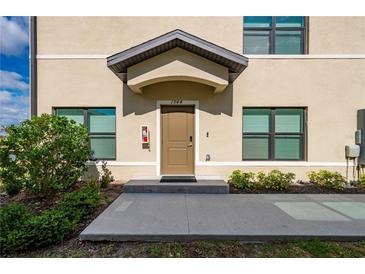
123,179,229,194
80,193,365,242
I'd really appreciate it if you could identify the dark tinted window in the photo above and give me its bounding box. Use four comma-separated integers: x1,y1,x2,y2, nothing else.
243,16,306,54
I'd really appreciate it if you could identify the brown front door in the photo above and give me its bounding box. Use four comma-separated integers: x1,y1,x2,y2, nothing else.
161,105,195,174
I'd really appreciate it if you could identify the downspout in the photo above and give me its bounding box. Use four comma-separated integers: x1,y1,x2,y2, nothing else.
30,16,37,117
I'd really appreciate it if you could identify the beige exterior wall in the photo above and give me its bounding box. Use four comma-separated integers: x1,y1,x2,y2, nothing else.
36,16,365,181
309,16,365,54
37,16,365,56
37,16,243,55
127,48,229,93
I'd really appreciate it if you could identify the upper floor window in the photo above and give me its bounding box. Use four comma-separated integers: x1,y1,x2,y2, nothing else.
243,16,307,54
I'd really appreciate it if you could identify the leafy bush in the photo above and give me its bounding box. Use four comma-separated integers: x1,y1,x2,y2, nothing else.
2,177,22,196
15,208,77,252
0,114,91,196
307,170,346,189
0,203,32,233
256,170,295,191
229,169,295,190
229,170,255,189
99,161,114,188
0,160,23,196
0,186,100,254
58,186,100,220
85,177,101,190
359,174,365,189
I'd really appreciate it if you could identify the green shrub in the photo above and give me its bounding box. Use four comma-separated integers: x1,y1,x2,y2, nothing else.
99,161,114,188
0,203,32,232
0,114,91,196
57,185,100,220
359,174,365,189
256,171,265,188
5,208,77,252
229,170,255,189
0,203,33,253
0,186,100,254
229,170,243,187
85,177,101,190
229,169,294,190
0,160,23,196
307,170,346,189
3,178,22,196
256,170,295,191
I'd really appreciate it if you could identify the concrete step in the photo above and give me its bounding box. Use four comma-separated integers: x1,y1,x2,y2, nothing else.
123,180,229,194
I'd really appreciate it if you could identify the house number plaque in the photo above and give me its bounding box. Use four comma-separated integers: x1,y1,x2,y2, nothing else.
170,99,183,104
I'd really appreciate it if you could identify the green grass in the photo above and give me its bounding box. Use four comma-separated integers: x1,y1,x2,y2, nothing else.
10,238,365,258
296,239,365,258
260,240,365,258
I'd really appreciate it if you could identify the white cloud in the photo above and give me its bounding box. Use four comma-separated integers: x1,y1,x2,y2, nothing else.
0,90,12,103
11,16,29,30
0,16,29,57
0,90,29,127
0,70,29,91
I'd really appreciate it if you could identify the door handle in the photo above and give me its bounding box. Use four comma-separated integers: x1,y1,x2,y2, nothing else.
188,136,193,147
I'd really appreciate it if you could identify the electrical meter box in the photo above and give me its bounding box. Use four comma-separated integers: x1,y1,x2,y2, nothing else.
355,129,362,145
345,145,360,158
357,109,365,165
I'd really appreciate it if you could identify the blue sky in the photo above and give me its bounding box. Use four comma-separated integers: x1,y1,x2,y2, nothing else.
0,16,29,130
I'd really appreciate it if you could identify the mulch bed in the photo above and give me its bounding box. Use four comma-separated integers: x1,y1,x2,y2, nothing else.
2,181,123,211
6,189,67,214
229,182,365,194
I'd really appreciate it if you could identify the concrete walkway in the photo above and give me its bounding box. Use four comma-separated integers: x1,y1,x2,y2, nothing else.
80,193,365,241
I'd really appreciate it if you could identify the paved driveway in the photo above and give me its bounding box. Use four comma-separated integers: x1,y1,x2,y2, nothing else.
81,193,365,241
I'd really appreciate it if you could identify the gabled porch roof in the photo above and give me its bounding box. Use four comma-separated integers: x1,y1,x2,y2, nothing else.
107,29,248,92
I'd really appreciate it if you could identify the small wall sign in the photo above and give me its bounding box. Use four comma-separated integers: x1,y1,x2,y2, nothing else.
170,99,183,104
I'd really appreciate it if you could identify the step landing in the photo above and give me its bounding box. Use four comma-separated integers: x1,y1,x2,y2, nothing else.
123,179,229,194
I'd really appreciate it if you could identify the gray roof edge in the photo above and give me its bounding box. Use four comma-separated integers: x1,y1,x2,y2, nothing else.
107,29,180,65
107,29,248,68
173,30,248,64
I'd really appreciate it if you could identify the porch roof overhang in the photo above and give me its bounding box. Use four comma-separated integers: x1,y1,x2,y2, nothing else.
107,29,248,93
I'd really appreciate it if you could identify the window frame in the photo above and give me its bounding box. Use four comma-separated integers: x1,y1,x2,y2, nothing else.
53,107,117,161
242,107,307,161
243,16,308,54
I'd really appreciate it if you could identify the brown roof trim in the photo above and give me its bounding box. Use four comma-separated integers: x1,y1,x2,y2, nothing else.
107,29,248,82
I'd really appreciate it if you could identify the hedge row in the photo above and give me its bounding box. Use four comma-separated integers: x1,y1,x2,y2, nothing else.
0,186,100,254
229,169,295,191
229,169,349,190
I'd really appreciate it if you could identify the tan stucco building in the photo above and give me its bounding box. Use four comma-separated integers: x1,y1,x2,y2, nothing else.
30,16,365,181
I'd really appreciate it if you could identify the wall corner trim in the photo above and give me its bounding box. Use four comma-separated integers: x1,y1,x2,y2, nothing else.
30,16,37,117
